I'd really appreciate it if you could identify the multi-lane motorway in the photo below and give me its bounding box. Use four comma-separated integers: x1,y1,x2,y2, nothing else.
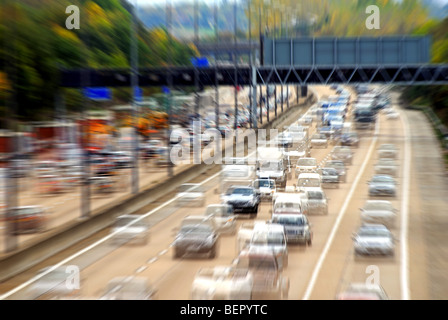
0,84,447,300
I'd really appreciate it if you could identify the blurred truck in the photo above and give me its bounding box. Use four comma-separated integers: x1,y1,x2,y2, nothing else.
256,147,289,190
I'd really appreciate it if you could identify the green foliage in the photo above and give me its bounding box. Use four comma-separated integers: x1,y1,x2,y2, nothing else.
0,0,198,123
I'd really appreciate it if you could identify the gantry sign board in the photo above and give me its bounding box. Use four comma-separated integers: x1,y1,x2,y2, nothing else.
262,36,431,66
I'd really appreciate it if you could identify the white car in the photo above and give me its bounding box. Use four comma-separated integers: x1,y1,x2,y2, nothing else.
330,146,354,165
374,158,399,177
111,215,150,245
295,157,318,177
310,133,328,148
190,266,253,300
247,223,288,270
360,200,397,228
176,183,206,207
352,224,396,257
303,187,329,215
377,144,398,159
296,173,321,192
252,178,276,200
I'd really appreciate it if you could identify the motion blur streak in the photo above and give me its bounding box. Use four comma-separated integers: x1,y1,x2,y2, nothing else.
400,109,412,300
302,115,380,300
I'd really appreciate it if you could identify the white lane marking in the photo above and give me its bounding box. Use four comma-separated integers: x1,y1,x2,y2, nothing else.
302,116,380,300
147,257,158,265
0,89,315,300
135,266,147,274
400,109,411,300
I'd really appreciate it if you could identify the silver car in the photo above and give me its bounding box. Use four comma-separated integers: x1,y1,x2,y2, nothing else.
368,174,397,197
377,144,398,159
310,133,328,148
374,159,399,177
304,187,329,215
295,157,318,177
352,224,396,257
319,167,340,188
271,213,313,245
360,200,397,228
330,146,354,165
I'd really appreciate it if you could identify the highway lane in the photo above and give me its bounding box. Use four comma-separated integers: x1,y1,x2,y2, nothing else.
0,86,301,252
0,85,330,299
0,85,340,299
304,93,409,300
3,84,435,301
73,86,413,300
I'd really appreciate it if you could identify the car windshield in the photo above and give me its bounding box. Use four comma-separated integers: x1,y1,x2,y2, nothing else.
371,176,394,183
231,188,253,196
379,144,396,150
178,184,204,193
273,215,306,226
326,161,344,169
377,160,396,166
180,225,212,234
298,178,320,187
257,180,275,188
260,161,281,170
275,202,301,210
240,258,275,270
307,191,324,200
342,133,357,139
297,159,316,166
358,228,391,238
363,202,393,211
321,168,338,175
334,147,350,153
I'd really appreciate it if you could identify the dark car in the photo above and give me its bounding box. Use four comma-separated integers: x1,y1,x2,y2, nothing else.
221,186,261,218
319,167,340,188
324,160,348,183
340,132,360,148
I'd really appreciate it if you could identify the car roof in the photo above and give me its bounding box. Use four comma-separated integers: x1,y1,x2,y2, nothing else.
371,174,395,179
298,173,321,178
364,200,393,206
358,223,390,231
